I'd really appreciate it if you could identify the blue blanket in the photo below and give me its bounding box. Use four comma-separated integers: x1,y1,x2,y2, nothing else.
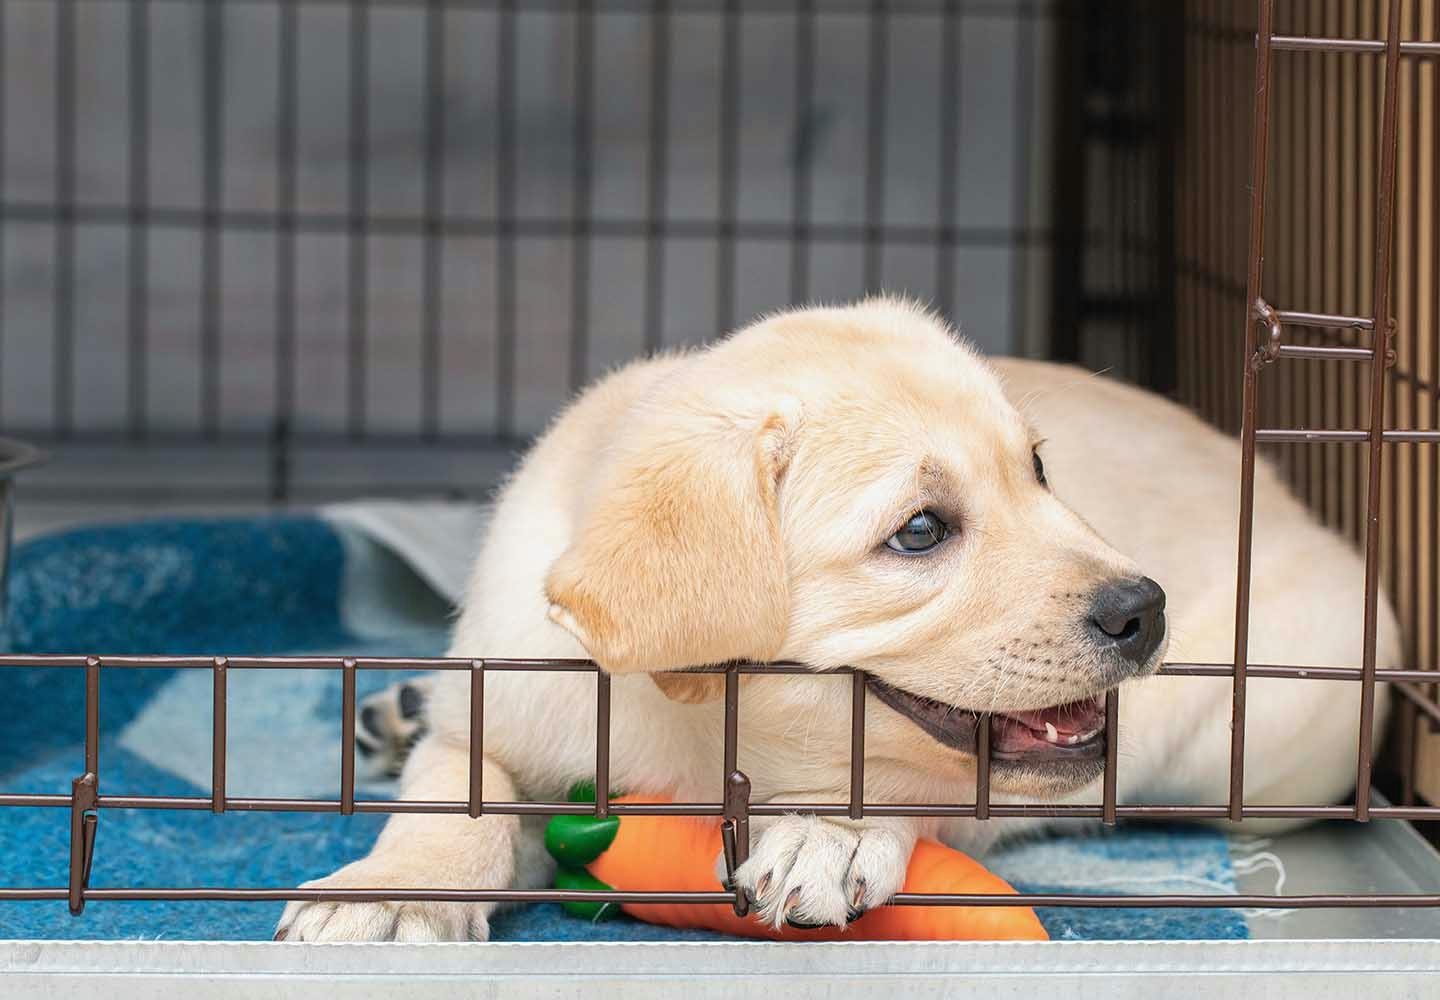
0,518,1246,941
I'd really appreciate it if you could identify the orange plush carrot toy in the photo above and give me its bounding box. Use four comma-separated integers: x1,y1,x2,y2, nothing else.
545,785,1047,941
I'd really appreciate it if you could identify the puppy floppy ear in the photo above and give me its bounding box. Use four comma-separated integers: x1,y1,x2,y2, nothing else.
545,395,801,697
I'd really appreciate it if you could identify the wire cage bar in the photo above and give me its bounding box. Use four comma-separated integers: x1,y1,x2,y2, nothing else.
1,652,1440,916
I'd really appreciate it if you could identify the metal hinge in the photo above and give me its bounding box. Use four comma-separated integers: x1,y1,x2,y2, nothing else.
68,772,98,916
720,770,752,918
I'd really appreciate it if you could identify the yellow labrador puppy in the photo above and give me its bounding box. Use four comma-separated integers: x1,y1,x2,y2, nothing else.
278,298,1396,942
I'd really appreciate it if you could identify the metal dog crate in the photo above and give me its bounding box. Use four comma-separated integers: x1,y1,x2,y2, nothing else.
0,0,1439,993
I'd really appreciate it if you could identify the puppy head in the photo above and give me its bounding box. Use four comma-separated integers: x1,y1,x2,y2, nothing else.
546,298,1166,791
544,379,800,698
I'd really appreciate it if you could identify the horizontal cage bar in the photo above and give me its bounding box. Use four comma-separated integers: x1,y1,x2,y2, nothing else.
1271,35,1440,57
0,655,1436,680
1257,430,1440,444
5,794,1439,823
2,887,1440,910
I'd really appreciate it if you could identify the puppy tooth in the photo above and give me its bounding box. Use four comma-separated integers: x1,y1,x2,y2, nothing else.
1044,722,1059,744
1067,734,1079,745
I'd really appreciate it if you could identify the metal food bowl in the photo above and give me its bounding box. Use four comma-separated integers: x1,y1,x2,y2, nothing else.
0,437,45,627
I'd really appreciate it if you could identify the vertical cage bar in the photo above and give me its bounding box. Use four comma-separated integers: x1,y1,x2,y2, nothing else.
720,662,749,915
1404,0,1423,702
1355,0,1406,822
66,773,96,916
1298,0,1314,499
1198,0,1216,428
1228,0,1244,430
1009,0,1035,355
346,0,370,440
569,0,595,392
273,0,298,499
848,670,865,820
594,671,611,818
84,656,100,778
1117,26,1132,378
723,664,740,780
1152,4,1182,396
211,657,227,814
420,0,446,439
54,0,77,438
340,658,356,816
1177,0,1192,408
1402,697,1418,806
788,0,814,304
642,0,671,355
934,0,960,319
495,0,518,433
1051,2,1086,367
1104,11,1123,375
1230,0,1276,822
1103,687,1120,825
715,0,741,336
1341,0,1359,540
469,659,484,818
974,714,991,821
126,0,150,439
1318,0,1337,528
1386,0,1405,676
200,0,224,439
861,0,887,292
1281,0,1301,488
1431,0,1440,726
1324,0,1343,531
69,657,102,916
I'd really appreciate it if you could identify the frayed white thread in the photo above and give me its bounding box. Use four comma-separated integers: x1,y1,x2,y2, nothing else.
1230,838,1295,920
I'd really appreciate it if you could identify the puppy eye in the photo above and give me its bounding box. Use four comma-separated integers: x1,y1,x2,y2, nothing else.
1032,448,1048,488
886,510,950,554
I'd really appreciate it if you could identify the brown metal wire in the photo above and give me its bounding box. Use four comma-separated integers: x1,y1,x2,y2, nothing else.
7,650,1440,916
211,657,226,815
468,660,484,819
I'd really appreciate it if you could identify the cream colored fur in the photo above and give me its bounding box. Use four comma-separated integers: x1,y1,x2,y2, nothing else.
278,299,1397,942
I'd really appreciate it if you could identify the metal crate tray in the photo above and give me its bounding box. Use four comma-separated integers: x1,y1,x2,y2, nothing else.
3,814,1440,998
1238,805,1440,940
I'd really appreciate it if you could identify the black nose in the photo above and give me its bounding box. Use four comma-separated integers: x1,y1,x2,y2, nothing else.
1087,577,1166,668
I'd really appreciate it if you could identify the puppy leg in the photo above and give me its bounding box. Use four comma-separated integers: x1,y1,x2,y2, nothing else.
725,811,918,930
276,735,519,942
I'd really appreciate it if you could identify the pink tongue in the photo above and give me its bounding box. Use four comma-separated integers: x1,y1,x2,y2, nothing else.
1002,698,1103,737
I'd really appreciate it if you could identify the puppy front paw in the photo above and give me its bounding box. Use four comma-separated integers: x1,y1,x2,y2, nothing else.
274,858,490,942
728,815,909,930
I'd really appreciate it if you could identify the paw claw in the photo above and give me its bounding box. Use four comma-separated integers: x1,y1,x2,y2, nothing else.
730,816,909,933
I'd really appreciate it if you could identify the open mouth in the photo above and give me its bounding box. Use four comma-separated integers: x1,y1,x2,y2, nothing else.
867,678,1108,764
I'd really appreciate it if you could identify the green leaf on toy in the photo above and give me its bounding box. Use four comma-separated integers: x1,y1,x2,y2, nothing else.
544,813,621,867
555,865,620,921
